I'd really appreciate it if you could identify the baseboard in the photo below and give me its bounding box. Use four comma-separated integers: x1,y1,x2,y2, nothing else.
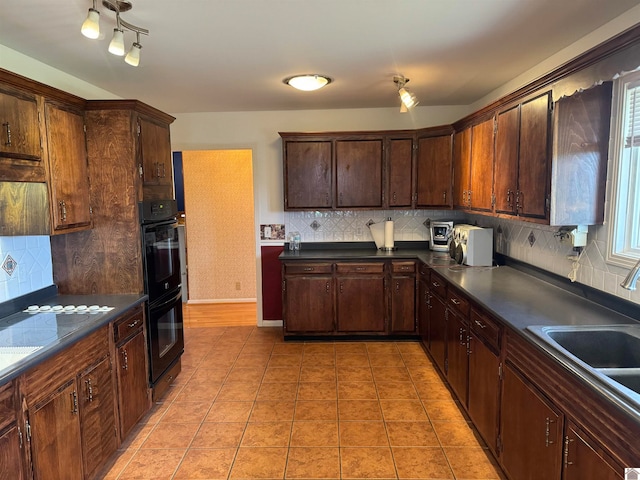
186,298,257,304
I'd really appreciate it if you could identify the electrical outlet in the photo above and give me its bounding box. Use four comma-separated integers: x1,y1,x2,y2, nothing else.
235,281,241,290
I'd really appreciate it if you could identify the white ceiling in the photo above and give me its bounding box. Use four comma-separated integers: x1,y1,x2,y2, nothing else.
1,0,640,114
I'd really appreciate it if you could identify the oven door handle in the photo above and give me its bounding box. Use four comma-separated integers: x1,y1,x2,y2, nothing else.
149,289,182,312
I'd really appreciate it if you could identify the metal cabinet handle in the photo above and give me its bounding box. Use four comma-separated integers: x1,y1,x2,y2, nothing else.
462,190,467,204
442,191,447,203
122,349,129,370
506,189,512,208
85,378,94,402
59,200,67,222
303,267,315,271
128,319,140,328
160,162,166,178
18,426,23,449
395,281,400,293
474,319,486,329
468,190,472,206
459,327,465,344
563,436,574,467
325,193,330,205
2,122,11,146
325,281,330,294
339,282,344,294
432,281,440,288
516,190,522,212
392,192,397,202
467,335,472,355
355,266,366,271
450,298,460,305
545,417,555,446
71,390,78,414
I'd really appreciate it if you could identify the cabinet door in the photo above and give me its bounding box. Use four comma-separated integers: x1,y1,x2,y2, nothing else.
500,363,563,480
418,278,430,347
416,134,453,208
0,86,42,166
337,276,385,332
563,421,621,480
469,118,494,212
0,424,26,480
79,356,117,480
30,381,84,480
139,116,173,189
518,92,551,219
390,276,416,333
452,128,471,208
429,294,447,373
387,137,414,208
336,139,383,208
284,276,334,333
494,105,520,215
45,103,92,232
117,330,150,439
284,140,333,209
446,309,468,402
468,333,500,454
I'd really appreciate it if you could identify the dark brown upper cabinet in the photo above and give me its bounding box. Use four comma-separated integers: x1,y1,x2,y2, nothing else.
336,139,383,208
283,139,333,209
416,133,453,208
453,127,472,209
387,135,415,208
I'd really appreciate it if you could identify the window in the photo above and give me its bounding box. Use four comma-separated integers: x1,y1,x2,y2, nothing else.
609,71,640,266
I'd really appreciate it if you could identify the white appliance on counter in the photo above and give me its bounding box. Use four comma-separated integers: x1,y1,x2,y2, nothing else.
450,224,493,266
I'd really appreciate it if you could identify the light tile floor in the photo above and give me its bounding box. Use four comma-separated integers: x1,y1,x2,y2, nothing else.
99,326,506,479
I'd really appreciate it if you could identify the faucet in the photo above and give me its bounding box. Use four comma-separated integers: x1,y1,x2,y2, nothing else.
620,258,640,291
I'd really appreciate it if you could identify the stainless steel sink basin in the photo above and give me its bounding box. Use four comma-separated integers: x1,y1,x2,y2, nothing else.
544,328,640,368
527,324,640,409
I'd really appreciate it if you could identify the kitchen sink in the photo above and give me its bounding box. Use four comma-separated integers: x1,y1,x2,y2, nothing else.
544,329,640,368
527,324,640,408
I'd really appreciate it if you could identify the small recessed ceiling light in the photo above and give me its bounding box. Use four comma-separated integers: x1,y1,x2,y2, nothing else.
283,74,332,91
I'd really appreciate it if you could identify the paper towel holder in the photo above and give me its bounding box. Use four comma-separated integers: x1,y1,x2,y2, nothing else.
367,218,397,251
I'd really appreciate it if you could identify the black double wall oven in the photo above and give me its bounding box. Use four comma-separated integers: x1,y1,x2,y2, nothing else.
140,199,184,391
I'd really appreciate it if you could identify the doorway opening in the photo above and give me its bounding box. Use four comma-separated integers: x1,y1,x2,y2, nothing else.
174,149,257,325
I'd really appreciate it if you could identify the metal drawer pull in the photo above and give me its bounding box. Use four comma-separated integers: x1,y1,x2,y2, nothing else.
303,267,315,271
450,298,461,305
3,122,11,146
128,319,140,328
355,267,366,271
474,319,486,329
325,282,330,293
432,281,440,288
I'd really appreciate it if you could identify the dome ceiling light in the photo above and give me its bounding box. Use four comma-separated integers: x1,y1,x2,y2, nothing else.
283,74,332,91
81,0,149,67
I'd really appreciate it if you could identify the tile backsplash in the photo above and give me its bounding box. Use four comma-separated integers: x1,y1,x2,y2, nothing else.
0,236,53,302
285,210,640,306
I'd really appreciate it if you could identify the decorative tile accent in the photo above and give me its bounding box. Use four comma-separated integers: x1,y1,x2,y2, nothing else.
310,220,321,231
528,231,536,247
2,255,16,276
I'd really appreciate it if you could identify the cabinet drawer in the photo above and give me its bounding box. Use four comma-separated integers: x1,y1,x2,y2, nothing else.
392,261,415,274
470,309,501,350
418,262,430,278
284,263,333,275
429,272,447,298
0,381,16,432
448,287,470,317
336,262,384,274
114,306,144,343
24,325,110,403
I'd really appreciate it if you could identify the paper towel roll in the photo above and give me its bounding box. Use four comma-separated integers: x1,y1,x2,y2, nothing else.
384,220,394,249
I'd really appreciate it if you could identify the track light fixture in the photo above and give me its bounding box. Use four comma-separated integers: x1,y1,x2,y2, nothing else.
393,75,419,112
81,0,149,67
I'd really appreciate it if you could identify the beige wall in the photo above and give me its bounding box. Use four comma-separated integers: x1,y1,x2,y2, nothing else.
182,150,256,302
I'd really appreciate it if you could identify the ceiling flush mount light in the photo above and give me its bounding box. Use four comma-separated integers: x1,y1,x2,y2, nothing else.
393,75,419,112
283,74,332,91
81,0,149,67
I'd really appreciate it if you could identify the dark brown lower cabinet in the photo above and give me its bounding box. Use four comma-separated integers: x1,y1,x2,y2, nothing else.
0,424,25,480
500,363,563,480
390,275,416,333
337,276,385,332
30,381,84,480
79,356,117,480
467,331,500,454
116,329,149,440
563,421,622,480
418,276,430,347
429,293,447,372
283,275,334,333
446,308,468,402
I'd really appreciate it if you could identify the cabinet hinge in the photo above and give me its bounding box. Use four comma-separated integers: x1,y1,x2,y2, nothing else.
493,118,498,134
491,194,496,207
498,362,503,380
137,122,141,135
497,434,503,453
545,195,550,213
413,143,418,151
89,205,93,216
138,164,143,177
83,124,87,133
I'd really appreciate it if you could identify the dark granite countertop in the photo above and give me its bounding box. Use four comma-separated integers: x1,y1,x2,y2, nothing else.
280,242,640,423
0,290,147,384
